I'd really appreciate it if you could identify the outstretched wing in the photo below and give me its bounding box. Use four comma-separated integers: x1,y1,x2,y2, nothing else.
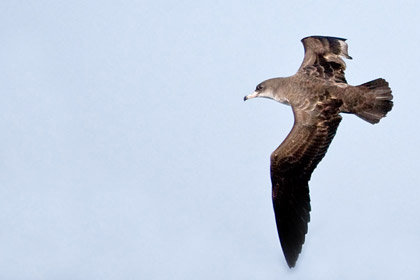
298,36,352,84
270,99,342,268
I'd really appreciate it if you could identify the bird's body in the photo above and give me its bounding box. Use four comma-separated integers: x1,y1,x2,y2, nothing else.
244,36,393,268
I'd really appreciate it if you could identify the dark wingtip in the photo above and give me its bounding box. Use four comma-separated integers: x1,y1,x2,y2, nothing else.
243,96,247,101
302,35,348,42
284,251,299,268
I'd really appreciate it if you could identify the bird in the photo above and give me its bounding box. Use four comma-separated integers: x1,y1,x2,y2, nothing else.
244,36,393,268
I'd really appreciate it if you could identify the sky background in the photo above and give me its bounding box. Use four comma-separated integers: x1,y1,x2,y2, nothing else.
1,0,419,279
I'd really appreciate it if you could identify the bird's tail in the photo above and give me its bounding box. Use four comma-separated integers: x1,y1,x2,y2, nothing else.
343,78,393,124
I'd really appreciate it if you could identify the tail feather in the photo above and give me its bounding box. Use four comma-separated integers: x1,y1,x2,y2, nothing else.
352,78,393,124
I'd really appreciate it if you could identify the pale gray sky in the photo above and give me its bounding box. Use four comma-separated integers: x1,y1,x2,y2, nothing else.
1,0,419,279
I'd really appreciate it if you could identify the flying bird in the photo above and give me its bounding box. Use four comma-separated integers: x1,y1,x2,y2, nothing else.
244,36,393,268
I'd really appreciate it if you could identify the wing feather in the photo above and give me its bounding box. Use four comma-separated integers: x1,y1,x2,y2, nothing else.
270,100,342,268
298,36,352,84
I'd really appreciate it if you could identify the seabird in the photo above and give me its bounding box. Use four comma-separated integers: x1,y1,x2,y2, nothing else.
244,36,393,268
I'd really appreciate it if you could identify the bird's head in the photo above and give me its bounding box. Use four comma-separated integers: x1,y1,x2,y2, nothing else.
244,78,289,104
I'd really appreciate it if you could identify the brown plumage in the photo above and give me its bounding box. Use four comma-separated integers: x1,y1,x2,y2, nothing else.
244,36,393,268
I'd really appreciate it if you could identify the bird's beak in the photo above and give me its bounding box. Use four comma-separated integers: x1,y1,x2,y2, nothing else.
244,91,258,101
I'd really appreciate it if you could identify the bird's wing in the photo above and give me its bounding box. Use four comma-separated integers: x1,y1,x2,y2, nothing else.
298,36,352,84
270,99,342,268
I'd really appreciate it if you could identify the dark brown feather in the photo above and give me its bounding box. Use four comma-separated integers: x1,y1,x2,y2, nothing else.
340,78,393,123
270,99,342,268
299,36,352,84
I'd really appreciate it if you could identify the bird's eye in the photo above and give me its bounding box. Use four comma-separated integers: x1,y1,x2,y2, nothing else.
256,84,264,91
